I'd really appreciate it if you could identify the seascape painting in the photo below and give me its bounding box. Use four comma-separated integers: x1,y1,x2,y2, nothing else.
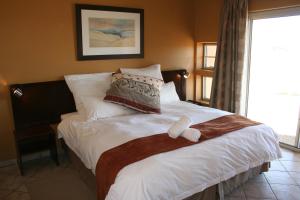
76,4,143,60
88,18,135,47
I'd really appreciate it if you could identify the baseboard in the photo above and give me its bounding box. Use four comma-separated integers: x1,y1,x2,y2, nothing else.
23,151,51,161
280,143,300,152
0,159,16,168
0,150,51,168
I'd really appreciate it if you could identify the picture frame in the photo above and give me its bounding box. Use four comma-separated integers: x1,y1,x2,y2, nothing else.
75,4,144,60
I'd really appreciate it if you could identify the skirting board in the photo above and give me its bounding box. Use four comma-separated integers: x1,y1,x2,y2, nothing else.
0,138,66,168
0,159,16,168
280,143,300,152
0,151,51,168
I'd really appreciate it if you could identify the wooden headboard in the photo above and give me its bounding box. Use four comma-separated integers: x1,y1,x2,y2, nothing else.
10,69,187,130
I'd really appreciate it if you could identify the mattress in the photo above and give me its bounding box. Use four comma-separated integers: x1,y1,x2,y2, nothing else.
58,101,281,200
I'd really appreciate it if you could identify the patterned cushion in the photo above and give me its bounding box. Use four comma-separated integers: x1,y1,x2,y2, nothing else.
104,73,164,114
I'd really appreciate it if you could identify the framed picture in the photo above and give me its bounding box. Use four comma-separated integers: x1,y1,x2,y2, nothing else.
75,4,144,60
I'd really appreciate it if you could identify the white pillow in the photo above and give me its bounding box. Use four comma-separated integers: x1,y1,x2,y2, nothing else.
160,82,180,104
60,112,78,120
64,72,112,114
120,64,163,80
81,96,137,121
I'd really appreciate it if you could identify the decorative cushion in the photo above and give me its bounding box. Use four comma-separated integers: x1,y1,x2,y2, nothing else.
104,73,164,114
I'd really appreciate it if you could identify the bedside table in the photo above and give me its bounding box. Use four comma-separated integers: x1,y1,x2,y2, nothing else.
50,123,66,161
14,125,59,175
187,100,210,107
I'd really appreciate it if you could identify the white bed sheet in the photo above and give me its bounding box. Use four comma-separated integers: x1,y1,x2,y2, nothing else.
58,101,281,200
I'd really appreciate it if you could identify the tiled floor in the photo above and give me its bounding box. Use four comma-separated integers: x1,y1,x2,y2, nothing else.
0,156,71,200
0,148,299,200
225,148,300,200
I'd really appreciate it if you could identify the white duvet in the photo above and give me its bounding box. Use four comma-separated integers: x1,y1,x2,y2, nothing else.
58,101,281,200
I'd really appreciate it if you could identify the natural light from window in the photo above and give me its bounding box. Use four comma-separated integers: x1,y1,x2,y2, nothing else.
247,15,300,146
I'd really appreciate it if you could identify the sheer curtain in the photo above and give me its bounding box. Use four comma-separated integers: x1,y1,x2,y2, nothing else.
210,0,248,114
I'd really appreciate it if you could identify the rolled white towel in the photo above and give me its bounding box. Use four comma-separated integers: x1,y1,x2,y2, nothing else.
181,128,201,142
168,116,192,138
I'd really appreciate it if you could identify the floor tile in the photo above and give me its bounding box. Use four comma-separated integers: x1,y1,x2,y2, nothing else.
270,184,300,200
247,199,277,200
279,150,300,161
5,191,31,200
227,186,246,198
17,184,28,192
0,189,13,199
288,171,300,185
264,171,298,185
224,197,245,200
242,182,276,199
248,173,268,183
281,161,300,172
269,161,286,171
0,173,26,191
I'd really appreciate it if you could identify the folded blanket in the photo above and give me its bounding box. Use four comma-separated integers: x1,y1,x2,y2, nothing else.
181,128,201,142
168,116,192,138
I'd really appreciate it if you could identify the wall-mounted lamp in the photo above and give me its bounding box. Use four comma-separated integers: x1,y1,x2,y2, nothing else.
177,71,190,79
183,71,190,79
12,87,23,98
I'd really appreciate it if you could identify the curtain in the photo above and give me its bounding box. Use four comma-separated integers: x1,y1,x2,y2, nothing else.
210,0,248,114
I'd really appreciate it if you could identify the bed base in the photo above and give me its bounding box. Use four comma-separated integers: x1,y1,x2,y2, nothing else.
63,141,269,200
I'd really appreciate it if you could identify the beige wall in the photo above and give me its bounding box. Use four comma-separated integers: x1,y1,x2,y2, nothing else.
194,0,223,42
194,0,300,42
0,0,195,161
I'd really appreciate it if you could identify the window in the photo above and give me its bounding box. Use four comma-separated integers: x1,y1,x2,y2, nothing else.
202,77,213,100
194,43,217,104
247,8,300,148
203,44,217,69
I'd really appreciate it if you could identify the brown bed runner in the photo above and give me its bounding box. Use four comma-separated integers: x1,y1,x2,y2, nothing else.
96,114,260,200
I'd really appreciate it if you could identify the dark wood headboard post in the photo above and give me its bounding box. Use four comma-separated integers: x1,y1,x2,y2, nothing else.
161,69,187,101
10,69,187,130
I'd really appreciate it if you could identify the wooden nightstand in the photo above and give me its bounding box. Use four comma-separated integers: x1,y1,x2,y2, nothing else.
50,123,66,159
187,100,210,107
14,125,59,175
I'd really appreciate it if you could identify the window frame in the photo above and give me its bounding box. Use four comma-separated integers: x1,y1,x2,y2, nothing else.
194,42,216,104
248,6,300,148
202,77,213,101
202,44,217,69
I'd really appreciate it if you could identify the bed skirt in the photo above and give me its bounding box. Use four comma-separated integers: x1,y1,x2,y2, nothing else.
63,141,269,200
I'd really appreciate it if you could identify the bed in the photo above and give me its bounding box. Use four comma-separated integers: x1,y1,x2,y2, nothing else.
10,69,281,200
